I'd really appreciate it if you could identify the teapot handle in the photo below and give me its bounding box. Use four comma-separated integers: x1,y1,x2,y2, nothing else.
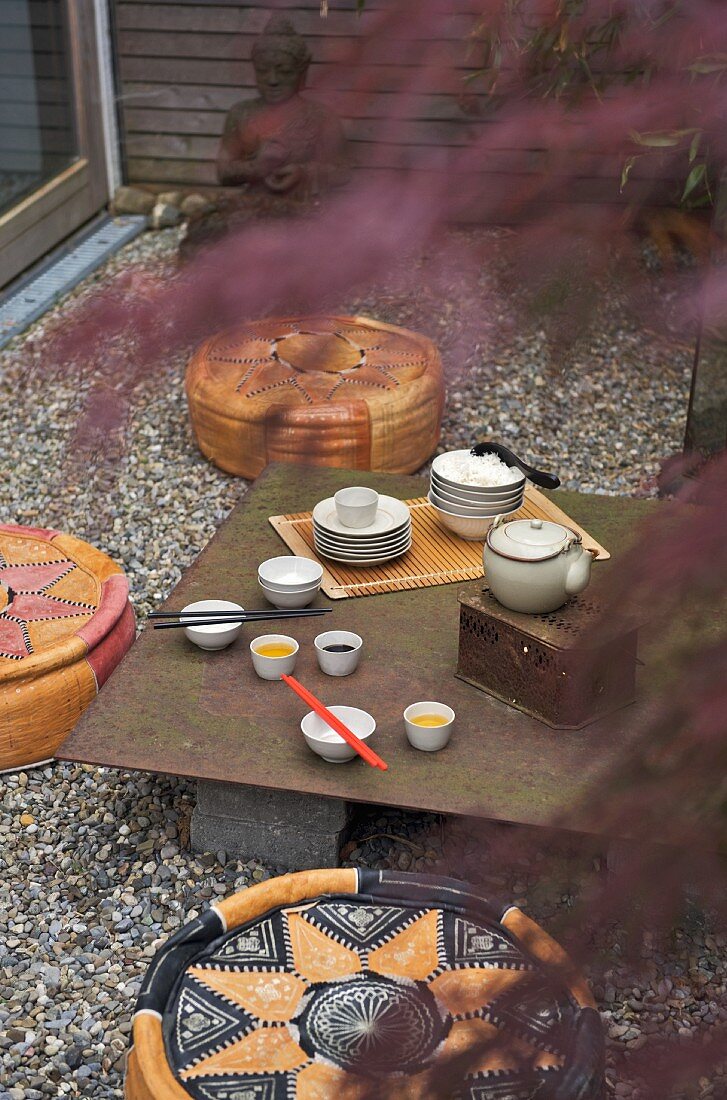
560,531,583,554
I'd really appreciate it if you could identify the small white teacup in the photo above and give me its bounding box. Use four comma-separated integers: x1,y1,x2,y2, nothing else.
404,701,455,752
314,631,363,677
334,486,379,528
250,634,299,680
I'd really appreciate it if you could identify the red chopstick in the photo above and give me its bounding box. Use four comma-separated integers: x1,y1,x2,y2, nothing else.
281,674,388,771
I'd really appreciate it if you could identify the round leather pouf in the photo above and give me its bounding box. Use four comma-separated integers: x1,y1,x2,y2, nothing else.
126,869,604,1100
0,524,135,770
185,315,444,478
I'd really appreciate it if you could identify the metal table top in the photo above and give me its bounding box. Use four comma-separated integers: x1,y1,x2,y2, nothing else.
59,463,661,834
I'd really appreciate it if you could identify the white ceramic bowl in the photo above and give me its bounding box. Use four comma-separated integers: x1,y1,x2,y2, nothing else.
430,476,524,508
250,634,299,679
431,452,526,494
428,487,523,518
314,631,363,677
428,493,519,541
258,556,324,592
431,468,526,500
181,600,244,650
258,579,319,610
301,705,376,763
404,701,455,752
334,486,379,528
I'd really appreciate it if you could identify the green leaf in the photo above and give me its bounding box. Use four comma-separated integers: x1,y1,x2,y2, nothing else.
653,2,680,29
630,130,684,148
621,156,637,191
688,59,727,75
682,162,707,202
689,131,701,163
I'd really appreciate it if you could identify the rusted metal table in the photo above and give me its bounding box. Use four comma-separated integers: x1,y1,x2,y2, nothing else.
59,463,659,866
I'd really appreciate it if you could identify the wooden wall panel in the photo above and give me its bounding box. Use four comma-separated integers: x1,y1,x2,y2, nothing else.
113,0,677,215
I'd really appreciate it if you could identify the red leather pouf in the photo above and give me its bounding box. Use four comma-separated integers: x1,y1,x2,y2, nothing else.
0,524,135,770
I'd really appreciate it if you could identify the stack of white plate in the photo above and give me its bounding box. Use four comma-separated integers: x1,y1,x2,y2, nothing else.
313,495,412,566
428,451,526,540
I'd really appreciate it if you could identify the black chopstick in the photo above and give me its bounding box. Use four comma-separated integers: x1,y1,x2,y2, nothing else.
154,618,321,630
153,610,331,630
149,608,331,620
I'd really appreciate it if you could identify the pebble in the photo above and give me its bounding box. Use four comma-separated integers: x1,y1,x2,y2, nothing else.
0,227,711,1099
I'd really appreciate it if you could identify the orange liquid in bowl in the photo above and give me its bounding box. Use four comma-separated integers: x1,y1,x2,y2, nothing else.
254,643,296,658
409,714,449,727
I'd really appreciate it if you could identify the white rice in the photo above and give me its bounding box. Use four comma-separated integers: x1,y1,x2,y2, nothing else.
434,450,523,486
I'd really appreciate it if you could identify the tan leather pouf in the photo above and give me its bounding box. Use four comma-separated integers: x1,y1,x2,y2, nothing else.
185,315,444,478
0,524,135,771
125,869,604,1100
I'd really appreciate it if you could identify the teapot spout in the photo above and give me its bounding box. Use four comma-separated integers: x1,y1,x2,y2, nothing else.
565,548,593,596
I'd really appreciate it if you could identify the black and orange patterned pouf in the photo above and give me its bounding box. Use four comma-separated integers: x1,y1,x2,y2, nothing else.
0,524,135,770
126,869,604,1100
185,315,444,478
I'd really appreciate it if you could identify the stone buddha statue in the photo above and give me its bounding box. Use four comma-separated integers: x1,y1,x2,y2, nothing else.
217,15,348,197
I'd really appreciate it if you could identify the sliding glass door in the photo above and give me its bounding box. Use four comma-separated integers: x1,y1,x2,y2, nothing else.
0,0,111,286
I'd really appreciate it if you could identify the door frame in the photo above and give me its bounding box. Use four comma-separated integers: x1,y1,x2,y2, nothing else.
0,0,113,286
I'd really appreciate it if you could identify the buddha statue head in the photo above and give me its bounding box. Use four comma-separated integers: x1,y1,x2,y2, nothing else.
252,15,312,105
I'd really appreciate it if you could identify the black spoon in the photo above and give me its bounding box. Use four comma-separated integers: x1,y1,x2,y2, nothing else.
470,441,561,490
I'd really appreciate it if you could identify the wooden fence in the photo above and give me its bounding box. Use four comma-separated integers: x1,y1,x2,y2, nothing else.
113,0,680,218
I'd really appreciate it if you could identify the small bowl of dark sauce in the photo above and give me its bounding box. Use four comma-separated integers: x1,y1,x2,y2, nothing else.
314,630,363,677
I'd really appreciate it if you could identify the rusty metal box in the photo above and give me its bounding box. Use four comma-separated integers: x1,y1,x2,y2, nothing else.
456,587,638,730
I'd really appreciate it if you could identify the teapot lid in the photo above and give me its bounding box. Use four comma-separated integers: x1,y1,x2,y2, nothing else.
487,516,580,561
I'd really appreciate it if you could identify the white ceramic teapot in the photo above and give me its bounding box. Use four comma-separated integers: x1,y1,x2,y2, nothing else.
484,515,593,614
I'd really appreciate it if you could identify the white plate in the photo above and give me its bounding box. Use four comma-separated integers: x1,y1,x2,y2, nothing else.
314,523,412,548
314,533,412,559
313,525,411,553
313,495,411,538
313,517,411,544
315,538,412,566
315,544,411,565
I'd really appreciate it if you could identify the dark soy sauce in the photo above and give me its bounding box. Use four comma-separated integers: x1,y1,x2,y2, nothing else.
323,644,356,652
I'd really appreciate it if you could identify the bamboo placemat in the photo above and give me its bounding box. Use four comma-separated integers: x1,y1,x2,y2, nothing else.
269,487,609,599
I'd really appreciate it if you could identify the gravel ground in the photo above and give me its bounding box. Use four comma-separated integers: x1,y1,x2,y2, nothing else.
0,226,716,1100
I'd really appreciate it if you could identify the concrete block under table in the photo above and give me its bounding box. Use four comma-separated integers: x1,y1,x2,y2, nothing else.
191,780,354,868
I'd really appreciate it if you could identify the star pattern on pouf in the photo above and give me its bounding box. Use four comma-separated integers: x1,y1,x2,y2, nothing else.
0,541,98,661
167,900,576,1100
206,318,429,406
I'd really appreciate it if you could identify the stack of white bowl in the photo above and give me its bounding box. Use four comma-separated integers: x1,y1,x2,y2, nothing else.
258,556,323,609
428,451,526,540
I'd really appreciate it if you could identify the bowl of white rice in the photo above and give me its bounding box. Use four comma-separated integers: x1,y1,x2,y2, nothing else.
431,450,526,497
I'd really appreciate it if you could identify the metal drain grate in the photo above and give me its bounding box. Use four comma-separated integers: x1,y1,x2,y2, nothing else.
0,214,146,348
